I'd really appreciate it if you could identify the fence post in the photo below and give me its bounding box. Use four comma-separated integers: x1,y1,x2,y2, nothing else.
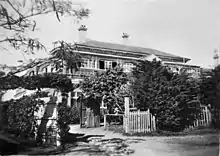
204,106,208,125
137,110,140,132
152,115,156,131
124,97,130,133
147,109,150,132
104,114,107,130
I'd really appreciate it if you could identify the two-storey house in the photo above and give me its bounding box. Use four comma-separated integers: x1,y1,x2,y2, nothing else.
20,25,201,107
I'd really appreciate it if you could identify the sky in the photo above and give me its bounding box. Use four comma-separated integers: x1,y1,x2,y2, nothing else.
1,0,220,68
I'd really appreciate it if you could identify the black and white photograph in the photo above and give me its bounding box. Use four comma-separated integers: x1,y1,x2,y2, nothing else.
0,0,219,155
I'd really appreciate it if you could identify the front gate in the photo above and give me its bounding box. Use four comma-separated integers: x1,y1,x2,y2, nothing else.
80,98,100,128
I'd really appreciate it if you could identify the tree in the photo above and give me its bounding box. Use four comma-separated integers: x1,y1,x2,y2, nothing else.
80,67,129,114
0,0,89,53
200,66,220,128
131,59,201,132
50,41,82,73
200,66,220,109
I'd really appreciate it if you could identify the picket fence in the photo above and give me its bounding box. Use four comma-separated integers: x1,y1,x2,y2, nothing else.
188,106,212,129
124,109,156,133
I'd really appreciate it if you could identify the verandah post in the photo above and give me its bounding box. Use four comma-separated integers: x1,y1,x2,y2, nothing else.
124,97,130,133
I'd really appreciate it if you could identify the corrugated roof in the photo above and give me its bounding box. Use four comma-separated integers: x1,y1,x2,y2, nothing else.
77,40,190,61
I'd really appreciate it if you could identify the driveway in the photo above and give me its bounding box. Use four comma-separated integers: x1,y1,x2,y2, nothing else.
69,125,219,156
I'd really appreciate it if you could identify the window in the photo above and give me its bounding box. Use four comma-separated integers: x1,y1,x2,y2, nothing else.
123,63,135,72
81,59,96,69
99,60,105,69
105,61,112,69
81,59,88,68
112,62,117,68
99,60,117,69
88,59,96,69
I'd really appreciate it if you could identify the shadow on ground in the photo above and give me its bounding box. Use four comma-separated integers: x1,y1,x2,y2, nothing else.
14,132,143,155
0,131,37,155
41,137,139,155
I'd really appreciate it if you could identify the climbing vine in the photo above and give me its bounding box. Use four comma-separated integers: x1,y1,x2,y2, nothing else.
80,67,129,114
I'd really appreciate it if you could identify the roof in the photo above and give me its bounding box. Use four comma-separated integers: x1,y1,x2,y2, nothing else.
201,68,212,73
164,61,200,68
76,40,190,62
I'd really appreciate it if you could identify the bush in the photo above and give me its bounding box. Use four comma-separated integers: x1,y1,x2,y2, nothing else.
5,96,45,138
69,106,80,124
57,97,80,148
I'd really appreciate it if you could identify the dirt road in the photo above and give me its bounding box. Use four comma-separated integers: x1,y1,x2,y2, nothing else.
68,125,219,156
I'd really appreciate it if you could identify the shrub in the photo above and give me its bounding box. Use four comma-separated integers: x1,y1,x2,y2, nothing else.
69,106,80,124
57,97,76,148
5,96,45,138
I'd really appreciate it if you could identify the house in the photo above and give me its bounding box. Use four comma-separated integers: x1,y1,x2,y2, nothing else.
10,25,201,108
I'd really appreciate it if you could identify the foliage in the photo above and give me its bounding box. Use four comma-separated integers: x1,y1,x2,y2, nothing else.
32,91,49,98
0,73,74,92
50,41,82,72
69,106,80,124
200,66,220,128
0,0,89,53
5,95,45,138
200,66,220,109
57,98,72,148
0,71,5,77
80,67,129,114
131,59,201,132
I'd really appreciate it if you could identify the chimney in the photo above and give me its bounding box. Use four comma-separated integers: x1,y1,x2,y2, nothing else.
122,33,129,45
78,25,87,43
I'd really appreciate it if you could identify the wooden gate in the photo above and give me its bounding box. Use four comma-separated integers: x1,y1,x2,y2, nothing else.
127,109,156,133
123,97,156,133
80,101,87,128
80,98,100,128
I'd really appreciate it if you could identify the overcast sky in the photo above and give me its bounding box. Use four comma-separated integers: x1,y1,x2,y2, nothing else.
1,0,220,68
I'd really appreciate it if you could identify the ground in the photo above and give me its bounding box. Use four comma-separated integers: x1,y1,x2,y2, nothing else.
65,125,220,156
18,125,219,156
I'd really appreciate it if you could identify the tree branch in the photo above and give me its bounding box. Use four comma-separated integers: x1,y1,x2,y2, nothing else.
6,0,23,17
0,0,90,53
